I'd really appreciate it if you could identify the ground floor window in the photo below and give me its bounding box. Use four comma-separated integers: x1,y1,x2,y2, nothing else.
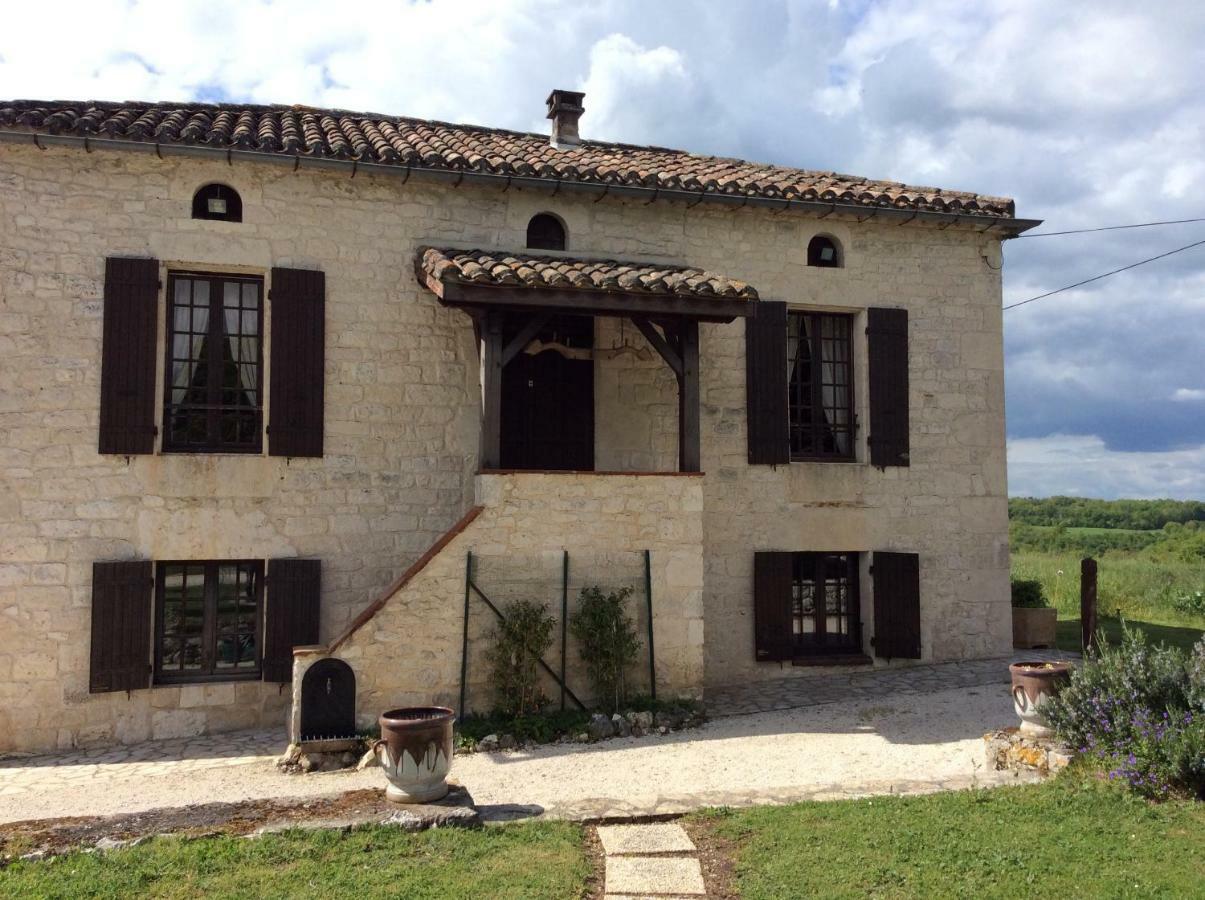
155,560,263,683
792,552,861,653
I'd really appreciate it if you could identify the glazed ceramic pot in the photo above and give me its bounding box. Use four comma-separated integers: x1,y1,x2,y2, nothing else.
374,706,455,803
1009,661,1073,738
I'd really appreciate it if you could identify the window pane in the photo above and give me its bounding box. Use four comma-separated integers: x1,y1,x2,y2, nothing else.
157,561,262,681
182,635,203,670
164,275,263,452
789,312,854,459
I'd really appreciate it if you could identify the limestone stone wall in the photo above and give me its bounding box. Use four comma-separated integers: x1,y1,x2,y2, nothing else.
0,139,1010,753
323,473,705,727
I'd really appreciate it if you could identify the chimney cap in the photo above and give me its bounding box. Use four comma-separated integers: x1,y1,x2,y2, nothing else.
546,89,585,117
545,89,585,148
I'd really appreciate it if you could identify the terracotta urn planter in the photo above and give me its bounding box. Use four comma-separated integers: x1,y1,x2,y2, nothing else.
1009,661,1073,738
1012,607,1057,649
374,706,455,803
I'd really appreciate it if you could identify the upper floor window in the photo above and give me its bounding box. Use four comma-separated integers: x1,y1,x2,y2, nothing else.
807,235,841,268
788,311,854,460
527,213,566,251
192,183,243,222
164,272,263,453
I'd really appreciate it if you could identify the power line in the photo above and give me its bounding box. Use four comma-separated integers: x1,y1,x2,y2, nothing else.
1003,236,1205,311
1017,217,1205,237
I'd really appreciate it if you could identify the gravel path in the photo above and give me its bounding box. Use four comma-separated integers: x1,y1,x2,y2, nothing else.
0,684,1031,825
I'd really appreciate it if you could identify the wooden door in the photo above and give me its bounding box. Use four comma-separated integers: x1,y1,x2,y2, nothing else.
501,316,594,471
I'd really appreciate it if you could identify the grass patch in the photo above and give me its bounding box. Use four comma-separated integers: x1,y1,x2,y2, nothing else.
1056,616,1204,654
709,779,1205,899
1011,551,1204,630
0,821,588,900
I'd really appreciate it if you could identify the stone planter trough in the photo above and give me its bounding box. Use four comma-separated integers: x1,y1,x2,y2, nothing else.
374,707,455,804
1012,606,1057,649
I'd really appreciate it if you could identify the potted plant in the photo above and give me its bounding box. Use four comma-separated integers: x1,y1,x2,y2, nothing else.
1011,579,1056,649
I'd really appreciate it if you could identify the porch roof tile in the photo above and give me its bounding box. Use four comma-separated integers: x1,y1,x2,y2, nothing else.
417,247,759,300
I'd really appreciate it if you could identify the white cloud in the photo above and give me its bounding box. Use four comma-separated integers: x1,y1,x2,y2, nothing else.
2,0,1203,497
1172,388,1205,402
1008,435,1205,499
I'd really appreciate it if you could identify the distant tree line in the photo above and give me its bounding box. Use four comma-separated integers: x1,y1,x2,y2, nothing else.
1009,496,1205,530
1009,520,1203,562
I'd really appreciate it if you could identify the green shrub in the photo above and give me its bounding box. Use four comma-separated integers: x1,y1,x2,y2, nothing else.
1173,590,1205,617
1044,625,1202,799
1010,578,1048,608
1189,638,1205,711
485,599,556,717
456,708,592,750
570,585,640,714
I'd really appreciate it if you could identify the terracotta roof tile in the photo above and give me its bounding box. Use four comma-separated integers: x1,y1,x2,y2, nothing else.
0,99,1016,219
418,248,759,300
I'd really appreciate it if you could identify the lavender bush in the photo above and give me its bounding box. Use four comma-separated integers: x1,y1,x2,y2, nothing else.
1044,626,1205,800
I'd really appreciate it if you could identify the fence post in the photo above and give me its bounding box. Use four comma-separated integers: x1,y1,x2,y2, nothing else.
644,549,656,700
1080,557,1098,653
561,550,568,712
459,551,473,720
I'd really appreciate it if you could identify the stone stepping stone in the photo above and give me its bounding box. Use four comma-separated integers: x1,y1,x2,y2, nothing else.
604,855,706,896
598,823,696,855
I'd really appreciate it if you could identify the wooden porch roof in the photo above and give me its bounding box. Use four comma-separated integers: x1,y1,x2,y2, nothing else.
415,247,757,322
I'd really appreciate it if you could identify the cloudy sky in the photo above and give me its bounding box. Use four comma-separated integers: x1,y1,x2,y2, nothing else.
2,0,1203,499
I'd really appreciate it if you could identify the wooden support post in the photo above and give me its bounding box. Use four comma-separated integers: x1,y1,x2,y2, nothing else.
480,311,504,469
1081,557,1098,653
677,319,701,472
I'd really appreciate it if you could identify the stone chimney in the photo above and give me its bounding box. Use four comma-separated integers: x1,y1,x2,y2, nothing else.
546,89,585,148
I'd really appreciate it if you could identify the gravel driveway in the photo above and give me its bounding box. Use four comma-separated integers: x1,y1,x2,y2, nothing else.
0,683,1031,825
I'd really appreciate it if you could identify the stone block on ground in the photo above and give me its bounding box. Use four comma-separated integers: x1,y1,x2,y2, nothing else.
604,855,705,896
588,713,615,741
983,727,1071,776
597,822,696,855
380,783,480,832
381,804,480,832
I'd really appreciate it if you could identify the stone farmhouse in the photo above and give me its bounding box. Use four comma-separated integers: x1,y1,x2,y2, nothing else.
0,92,1038,754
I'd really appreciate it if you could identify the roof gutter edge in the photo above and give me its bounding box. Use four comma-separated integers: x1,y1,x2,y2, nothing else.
0,130,1042,234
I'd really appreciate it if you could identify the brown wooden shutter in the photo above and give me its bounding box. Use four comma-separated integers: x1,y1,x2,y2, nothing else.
263,558,322,682
268,267,325,457
746,301,790,465
99,257,159,454
867,307,909,467
753,551,794,661
89,560,153,693
871,551,921,659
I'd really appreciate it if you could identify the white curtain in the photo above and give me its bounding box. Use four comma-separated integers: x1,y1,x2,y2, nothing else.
170,280,208,404
801,316,851,455
223,282,259,405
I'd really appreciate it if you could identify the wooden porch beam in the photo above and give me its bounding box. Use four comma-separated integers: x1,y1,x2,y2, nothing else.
436,282,752,323
501,312,553,367
480,310,504,470
630,317,683,378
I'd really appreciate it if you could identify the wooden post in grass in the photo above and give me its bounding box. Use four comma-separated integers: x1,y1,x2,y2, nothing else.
1080,557,1098,653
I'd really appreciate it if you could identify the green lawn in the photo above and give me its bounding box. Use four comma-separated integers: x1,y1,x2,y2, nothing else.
1012,550,1204,654
707,779,1205,899
0,821,588,900
1056,616,1204,653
